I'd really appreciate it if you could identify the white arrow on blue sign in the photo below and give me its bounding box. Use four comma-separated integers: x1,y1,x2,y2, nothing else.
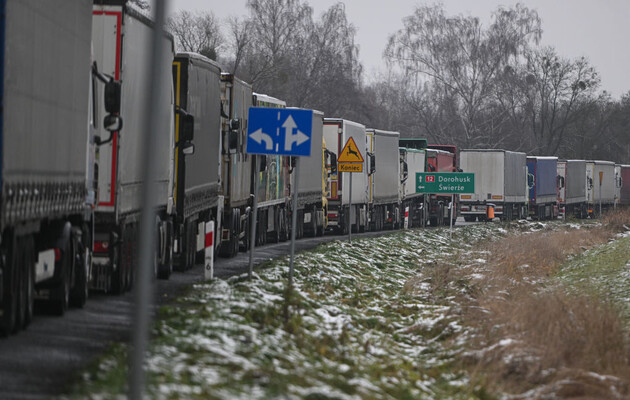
247,108,313,156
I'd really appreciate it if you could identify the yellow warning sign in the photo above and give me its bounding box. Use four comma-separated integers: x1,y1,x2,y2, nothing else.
338,137,364,163
338,162,363,173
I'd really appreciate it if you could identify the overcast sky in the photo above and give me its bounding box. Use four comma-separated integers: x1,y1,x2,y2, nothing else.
168,0,630,99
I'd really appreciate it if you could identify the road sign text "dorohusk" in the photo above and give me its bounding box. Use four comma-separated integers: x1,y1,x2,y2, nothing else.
416,172,475,194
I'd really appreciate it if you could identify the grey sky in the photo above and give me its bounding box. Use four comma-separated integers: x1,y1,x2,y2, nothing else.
168,0,630,98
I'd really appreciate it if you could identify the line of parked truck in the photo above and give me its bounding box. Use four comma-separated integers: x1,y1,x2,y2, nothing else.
1,0,629,336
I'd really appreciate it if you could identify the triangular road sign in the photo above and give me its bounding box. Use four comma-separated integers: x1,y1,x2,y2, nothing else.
338,137,364,163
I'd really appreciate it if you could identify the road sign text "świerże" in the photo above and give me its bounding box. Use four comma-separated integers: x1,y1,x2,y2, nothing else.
416,172,475,194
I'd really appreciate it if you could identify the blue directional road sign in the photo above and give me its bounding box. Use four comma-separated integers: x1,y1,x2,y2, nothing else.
247,108,313,156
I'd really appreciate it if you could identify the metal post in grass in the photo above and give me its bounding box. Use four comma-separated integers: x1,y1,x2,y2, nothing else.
449,194,454,239
248,155,259,280
348,172,352,243
288,158,300,288
130,0,169,398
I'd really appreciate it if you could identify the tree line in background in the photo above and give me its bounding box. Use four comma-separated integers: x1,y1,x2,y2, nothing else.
166,0,630,164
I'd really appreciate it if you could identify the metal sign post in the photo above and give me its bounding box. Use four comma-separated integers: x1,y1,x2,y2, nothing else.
599,171,603,220
348,173,352,243
449,194,454,239
288,158,300,287
246,108,313,289
248,155,259,280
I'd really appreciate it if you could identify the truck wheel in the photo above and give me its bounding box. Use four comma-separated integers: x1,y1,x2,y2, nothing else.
52,238,71,316
22,235,35,328
110,243,123,295
158,220,173,280
70,228,88,308
1,234,18,335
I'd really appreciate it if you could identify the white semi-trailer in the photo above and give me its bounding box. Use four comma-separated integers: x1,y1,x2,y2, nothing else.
588,160,616,216
367,129,401,230
399,147,426,228
459,149,528,221
563,160,588,218
91,2,176,292
323,119,369,233
0,0,117,334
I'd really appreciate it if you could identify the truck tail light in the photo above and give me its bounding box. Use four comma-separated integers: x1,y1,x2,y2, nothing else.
94,241,109,254
54,248,61,262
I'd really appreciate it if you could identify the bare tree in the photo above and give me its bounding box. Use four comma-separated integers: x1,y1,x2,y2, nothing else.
522,47,600,155
385,4,542,148
225,17,252,75
167,10,223,60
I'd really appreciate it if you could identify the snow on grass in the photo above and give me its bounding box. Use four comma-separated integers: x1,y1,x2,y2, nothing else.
68,218,619,399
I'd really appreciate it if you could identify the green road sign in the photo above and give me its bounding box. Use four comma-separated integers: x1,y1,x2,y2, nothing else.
416,172,475,194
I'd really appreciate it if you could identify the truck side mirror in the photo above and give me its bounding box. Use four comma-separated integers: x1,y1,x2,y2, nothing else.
527,173,535,189
103,114,122,133
401,160,408,182
330,153,337,175
180,114,194,142
368,153,376,175
104,80,121,114
182,142,195,156
227,118,240,152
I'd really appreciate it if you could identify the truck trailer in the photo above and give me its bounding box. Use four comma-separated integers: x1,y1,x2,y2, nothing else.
399,147,426,228
172,52,222,270
459,150,528,221
527,156,559,220
220,73,254,257
620,165,630,206
561,160,589,218
0,0,111,334
587,160,616,216
425,148,457,226
91,2,176,292
323,119,369,233
367,129,401,230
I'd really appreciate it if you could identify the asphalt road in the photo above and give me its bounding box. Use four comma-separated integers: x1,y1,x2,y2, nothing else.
0,225,424,399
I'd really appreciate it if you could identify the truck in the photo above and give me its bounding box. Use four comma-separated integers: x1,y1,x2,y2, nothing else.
527,156,559,220
366,129,401,230
0,0,120,334
587,160,616,216
459,150,528,221
399,147,426,228
561,160,589,218
620,165,630,206
219,73,254,257
91,1,176,292
425,148,457,226
171,52,222,270
293,109,328,237
323,119,369,233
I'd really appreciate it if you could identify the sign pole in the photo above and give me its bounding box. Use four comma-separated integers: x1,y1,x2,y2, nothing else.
288,158,300,288
348,172,352,243
248,155,259,279
449,194,454,239
599,179,602,220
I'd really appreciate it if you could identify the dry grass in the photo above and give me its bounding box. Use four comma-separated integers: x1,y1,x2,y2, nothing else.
408,208,630,398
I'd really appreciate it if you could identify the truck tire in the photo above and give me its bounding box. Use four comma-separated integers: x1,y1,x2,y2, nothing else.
51,237,71,316
70,228,88,308
22,235,35,328
158,220,173,280
1,234,18,335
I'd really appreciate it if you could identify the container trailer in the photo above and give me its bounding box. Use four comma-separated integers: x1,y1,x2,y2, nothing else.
366,129,401,230
0,0,122,334
587,160,616,216
620,165,630,206
293,109,328,237
425,148,457,226
91,2,176,292
399,147,426,228
562,160,589,218
323,119,369,233
459,150,528,221
220,73,254,256
527,156,559,220
171,52,222,270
